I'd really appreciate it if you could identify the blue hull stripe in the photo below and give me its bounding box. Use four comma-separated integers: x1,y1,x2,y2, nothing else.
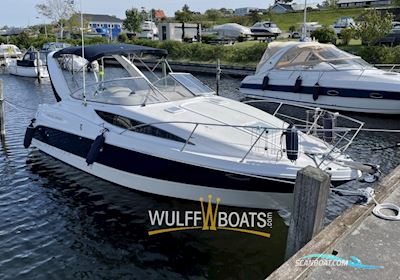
33,126,299,193
240,83,400,100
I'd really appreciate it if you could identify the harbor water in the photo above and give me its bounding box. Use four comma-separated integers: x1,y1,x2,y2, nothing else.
0,72,399,279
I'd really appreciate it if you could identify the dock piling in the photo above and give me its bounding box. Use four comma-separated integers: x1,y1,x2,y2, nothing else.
0,79,5,137
285,166,331,260
216,59,221,95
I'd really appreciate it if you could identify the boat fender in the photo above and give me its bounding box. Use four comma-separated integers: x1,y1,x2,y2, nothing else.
262,76,269,90
285,124,299,161
294,77,302,93
313,82,321,101
23,119,36,148
323,112,334,143
86,133,106,165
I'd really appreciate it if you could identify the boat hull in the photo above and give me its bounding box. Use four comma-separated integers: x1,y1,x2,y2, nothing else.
32,137,294,210
8,65,49,78
240,87,400,114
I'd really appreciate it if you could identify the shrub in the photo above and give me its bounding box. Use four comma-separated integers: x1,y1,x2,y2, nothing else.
201,34,218,44
118,32,129,43
311,26,337,44
340,28,355,46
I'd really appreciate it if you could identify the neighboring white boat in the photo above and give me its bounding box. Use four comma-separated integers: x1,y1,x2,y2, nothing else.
7,48,49,78
60,54,99,72
0,44,22,67
251,21,282,38
138,21,158,40
240,41,400,114
331,17,355,36
24,44,377,210
212,23,252,40
42,42,71,52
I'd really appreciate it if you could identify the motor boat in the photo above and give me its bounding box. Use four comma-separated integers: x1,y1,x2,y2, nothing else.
23,44,377,210
138,21,159,40
251,21,282,38
211,23,252,41
42,42,72,52
0,44,22,67
331,17,355,36
240,41,400,114
7,47,49,78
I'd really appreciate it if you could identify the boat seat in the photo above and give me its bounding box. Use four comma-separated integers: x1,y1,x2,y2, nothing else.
91,86,150,105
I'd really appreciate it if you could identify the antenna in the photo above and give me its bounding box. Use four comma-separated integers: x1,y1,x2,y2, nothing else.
80,0,87,105
302,0,307,41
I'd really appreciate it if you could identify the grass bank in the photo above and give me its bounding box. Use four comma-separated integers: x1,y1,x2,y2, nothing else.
215,8,366,32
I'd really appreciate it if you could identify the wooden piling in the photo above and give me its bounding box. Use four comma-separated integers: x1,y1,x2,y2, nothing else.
0,79,5,136
216,59,221,96
285,165,331,260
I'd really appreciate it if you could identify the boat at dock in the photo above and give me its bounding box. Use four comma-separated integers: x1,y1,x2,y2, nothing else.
240,41,400,114
0,44,22,67
7,47,49,78
24,44,377,210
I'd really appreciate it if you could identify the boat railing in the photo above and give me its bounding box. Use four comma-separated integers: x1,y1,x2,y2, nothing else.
118,119,355,165
243,99,364,153
374,64,400,73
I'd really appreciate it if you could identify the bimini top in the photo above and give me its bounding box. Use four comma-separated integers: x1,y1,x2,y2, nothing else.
53,43,168,63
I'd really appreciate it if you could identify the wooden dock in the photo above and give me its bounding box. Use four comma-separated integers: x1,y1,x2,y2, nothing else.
267,165,400,280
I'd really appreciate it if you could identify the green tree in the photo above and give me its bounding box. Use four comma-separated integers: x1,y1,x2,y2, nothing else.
249,10,262,25
123,8,144,33
175,4,193,22
322,0,338,9
11,32,31,49
66,13,88,35
392,0,400,6
357,10,393,46
36,0,75,40
311,26,337,43
205,9,222,21
288,25,296,33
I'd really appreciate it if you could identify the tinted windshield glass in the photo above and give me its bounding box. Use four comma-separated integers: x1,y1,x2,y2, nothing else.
275,45,373,70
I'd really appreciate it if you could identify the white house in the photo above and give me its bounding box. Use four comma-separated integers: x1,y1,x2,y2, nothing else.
337,0,391,8
270,4,294,14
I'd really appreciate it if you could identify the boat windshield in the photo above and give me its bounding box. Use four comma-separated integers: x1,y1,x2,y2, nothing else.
62,53,214,106
275,45,374,71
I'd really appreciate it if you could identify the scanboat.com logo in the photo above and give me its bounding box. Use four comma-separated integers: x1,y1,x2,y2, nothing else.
147,195,272,238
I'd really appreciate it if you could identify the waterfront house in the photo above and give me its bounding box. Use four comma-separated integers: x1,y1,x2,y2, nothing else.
337,0,391,8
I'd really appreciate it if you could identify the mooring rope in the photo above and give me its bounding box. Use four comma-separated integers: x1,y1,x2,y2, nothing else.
332,187,400,221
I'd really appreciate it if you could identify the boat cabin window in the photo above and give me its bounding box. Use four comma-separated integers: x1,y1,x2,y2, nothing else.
275,45,373,71
24,53,36,61
95,110,189,143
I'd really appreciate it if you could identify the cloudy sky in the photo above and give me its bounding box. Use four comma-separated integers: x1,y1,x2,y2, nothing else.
1,0,280,27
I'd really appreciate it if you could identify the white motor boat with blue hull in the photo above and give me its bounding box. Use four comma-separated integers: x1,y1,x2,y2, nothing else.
240,41,400,114
24,44,373,210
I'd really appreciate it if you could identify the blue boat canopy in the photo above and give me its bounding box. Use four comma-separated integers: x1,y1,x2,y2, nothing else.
53,44,168,62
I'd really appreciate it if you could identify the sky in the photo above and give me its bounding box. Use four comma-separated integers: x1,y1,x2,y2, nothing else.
0,0,280,27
